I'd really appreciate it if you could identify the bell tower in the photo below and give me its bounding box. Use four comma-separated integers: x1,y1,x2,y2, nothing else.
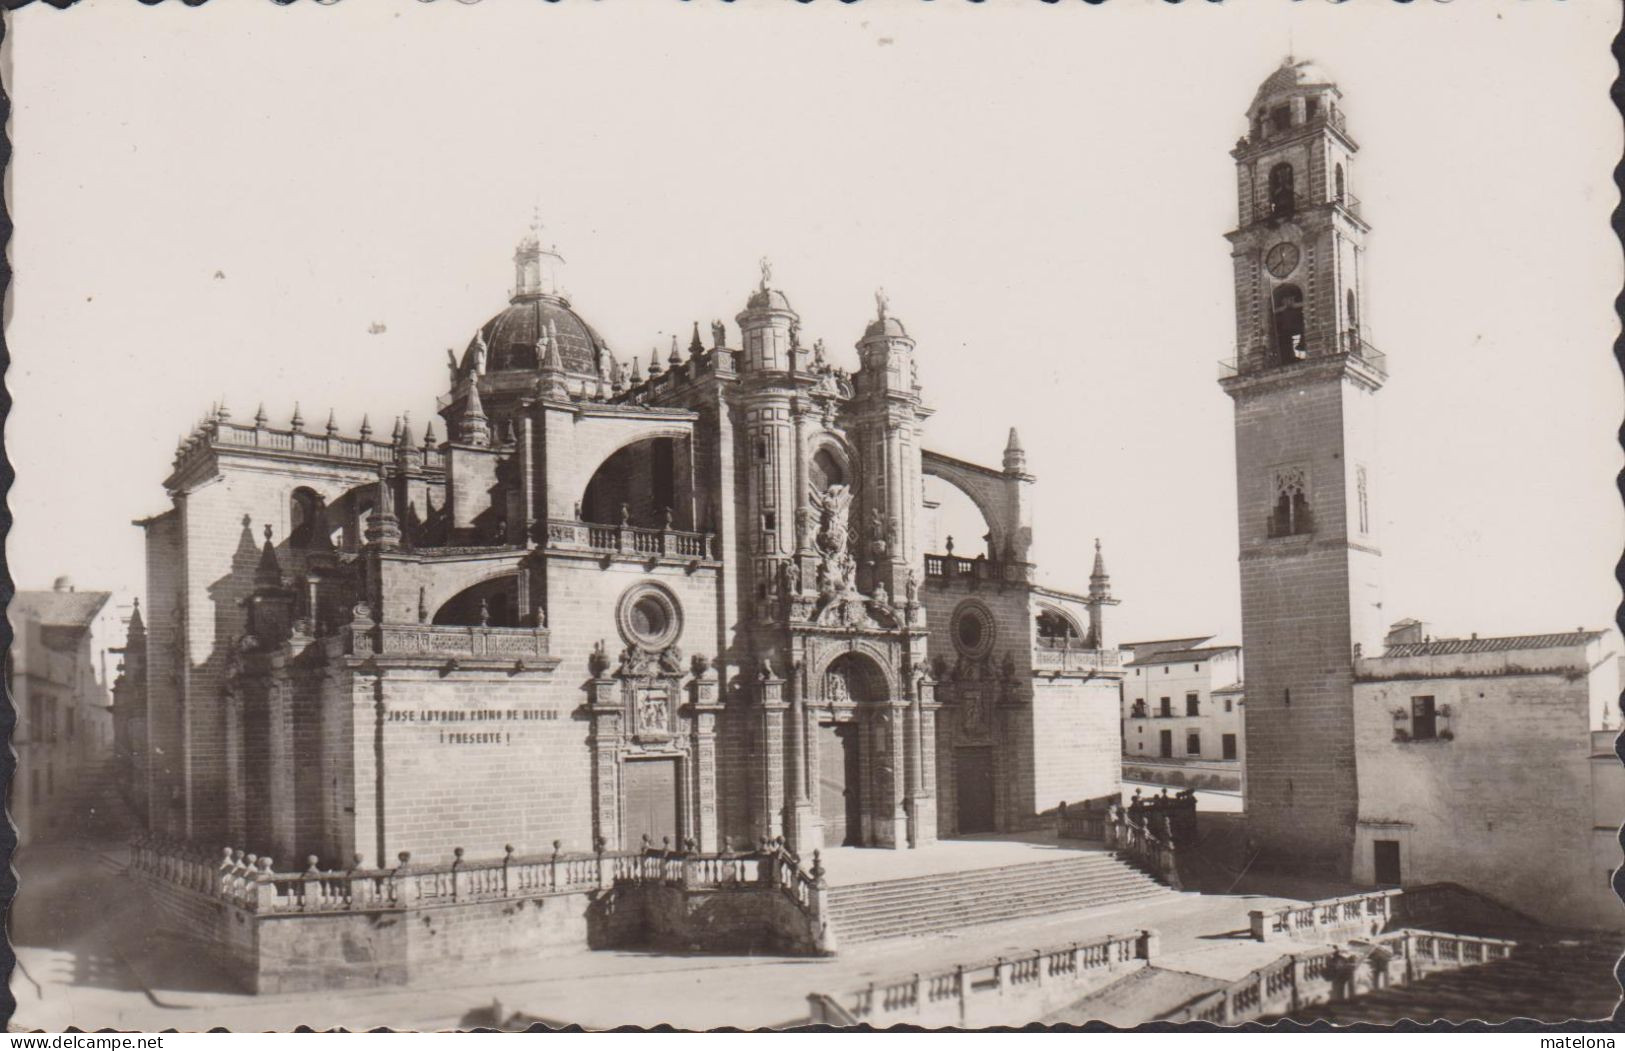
1220,58,1386,876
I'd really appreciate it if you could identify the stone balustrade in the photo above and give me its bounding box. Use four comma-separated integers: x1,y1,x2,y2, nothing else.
175,417,445,474
361,622,553,661
1162,928,1516,1025
129,834,829,933
545,518,717,563
1250,888,1402,944
808,929,1154,1028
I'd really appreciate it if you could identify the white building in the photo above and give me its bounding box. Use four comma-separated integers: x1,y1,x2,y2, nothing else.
1120,638,1245,794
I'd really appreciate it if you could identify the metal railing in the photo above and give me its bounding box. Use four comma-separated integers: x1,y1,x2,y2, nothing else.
1219,331,1387,381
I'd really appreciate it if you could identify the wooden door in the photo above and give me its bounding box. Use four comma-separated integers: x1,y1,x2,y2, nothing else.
956,747,995,834
622,758,680,850
818,722,860,846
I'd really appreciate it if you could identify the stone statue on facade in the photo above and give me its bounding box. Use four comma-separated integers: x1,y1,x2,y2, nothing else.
711,319,726,348
780,559,801,596
869,508,889,559
904,567,920,606
811,483,856,596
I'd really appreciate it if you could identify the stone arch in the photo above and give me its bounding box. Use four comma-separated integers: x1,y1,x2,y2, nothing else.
1034,602,1084,643
811,644,898,703
921,452,1013,558
545,416,697,525
432,574,522,627
804,431,858,494
415,556,529,626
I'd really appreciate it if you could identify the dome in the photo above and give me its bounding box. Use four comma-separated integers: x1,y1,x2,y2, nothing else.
464,294,608,376
863,316,909,340
745,287,794,313
1251,58,1337,109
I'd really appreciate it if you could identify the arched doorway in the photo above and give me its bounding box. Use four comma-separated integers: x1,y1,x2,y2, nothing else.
817,652,890,848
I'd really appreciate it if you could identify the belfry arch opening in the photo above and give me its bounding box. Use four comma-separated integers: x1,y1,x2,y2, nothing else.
1272,283,1306,364
579,435,697,530
1268,162,1296,218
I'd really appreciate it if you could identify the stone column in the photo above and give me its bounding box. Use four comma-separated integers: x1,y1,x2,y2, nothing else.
758,673,788,842
518,408,537,545
872,702,910,848
587,677,624,850
786,666,817,856
266,670,296,867
689,665,724,852
910,674,939,847
224,682,245,846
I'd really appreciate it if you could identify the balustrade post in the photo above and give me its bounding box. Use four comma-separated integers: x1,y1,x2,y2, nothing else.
1249,909,1271,942
253,858,278,912
1137,928,1159,961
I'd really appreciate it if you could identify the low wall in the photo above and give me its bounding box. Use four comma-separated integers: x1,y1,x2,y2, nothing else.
1159,928,1517,1024
808,930,1155,1028
131,839,831,993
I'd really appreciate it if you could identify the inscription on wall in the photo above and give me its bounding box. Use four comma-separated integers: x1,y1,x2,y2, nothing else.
386,706,560,745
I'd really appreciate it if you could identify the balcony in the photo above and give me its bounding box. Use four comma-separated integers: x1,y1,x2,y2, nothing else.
1219,330,1387,381
545,518,717,563
922,553,1028,587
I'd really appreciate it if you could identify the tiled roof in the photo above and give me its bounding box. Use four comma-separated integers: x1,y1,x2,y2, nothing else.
1121,636,1214,658
11,590,111,630
1126,645,1240,668
1382,631,1605,658
1212,681,1245,695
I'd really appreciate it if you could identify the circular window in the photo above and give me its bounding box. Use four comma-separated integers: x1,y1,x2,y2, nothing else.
952,601,995,659
617,583,682,651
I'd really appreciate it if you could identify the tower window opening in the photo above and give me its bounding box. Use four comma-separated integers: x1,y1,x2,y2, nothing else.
1306,98,1320,121
1268,163,1296,219
1357,465,1370,535
1269,466,1312,538
1271,283,1306,364
1270,105,1291,133
1346,289,1361,349
1335,163,1346,202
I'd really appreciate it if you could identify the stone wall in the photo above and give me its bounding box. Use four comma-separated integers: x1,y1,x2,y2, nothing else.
1030,678,1121,814
1231,368,1383,874
1352,671,1621,931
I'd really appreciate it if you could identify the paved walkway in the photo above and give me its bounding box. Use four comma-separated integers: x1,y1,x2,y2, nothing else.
9,838,1313,1032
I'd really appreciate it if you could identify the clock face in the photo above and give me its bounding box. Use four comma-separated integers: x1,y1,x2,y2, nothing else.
1265,242,1301,279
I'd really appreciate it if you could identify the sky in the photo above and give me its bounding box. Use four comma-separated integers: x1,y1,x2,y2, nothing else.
6,0,1621,646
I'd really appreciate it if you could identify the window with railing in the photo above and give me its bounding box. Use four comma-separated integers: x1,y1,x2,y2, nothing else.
1185,692,1200,717
1393,696,1452,742
1157,698,1172,718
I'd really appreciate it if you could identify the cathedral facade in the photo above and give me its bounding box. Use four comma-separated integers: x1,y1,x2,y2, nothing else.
133,236,1125,870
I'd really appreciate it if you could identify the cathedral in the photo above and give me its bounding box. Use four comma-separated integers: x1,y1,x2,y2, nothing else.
131,234,1126,870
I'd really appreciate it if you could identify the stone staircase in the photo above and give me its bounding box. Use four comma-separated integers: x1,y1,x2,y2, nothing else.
828,853,1177,945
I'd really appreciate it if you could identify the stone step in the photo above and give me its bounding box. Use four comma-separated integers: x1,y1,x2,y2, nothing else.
837,886,1175,944
827,853,1178,944
831,871,1163,921
831,859,1130,900
831,855,1125,895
